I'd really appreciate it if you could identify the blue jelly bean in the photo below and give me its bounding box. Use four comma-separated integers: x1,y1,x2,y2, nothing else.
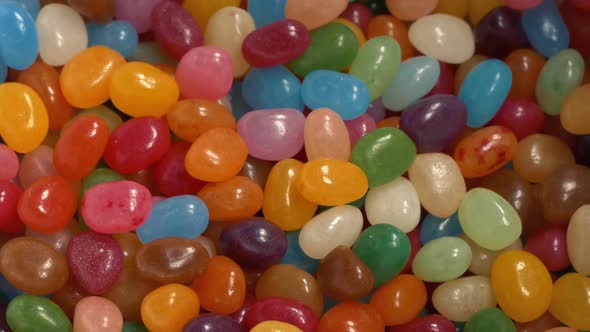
0,1,38,70
87,20,138,59
419,213,463,245
230,80,254,120
382,56,440,111
242,66,304,111
0,63,6,83
248,0,286,28
522,0,570,58
0,274,24,300
136,195,209,243
459,59,512,128
0,0,39,18
301,70,370,120
280,231,320,274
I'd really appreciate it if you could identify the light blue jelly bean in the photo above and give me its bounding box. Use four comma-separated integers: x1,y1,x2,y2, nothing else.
230,80,254,120
242,66,304,111
0,62,6,83
87,20,138,59
382,56,440,111
459,59,512,128
419,212,463,245
0,1,38,70
280,231,320,275
0,0,39,18
136,195,209,243
522,0,570,58
301,70,370,120
248,0,286,28
130,42,177,66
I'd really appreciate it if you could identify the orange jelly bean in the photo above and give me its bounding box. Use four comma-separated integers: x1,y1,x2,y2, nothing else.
386,0,438,21
17,60,73,130
183,0,240,29
505,49,545,101
296,158,368,206
192,256,246,315
141,284,200,332
377,116,401,128
263,159,318,231
109,62,179,118
185,128,248,182
454,126,518,179
318,302,385,332
369,274,427,326
468,0,503,25
60,46,126,109
197,176,264,222
166,99,236,142
550,273,590,331
435,0,468,18
367,15,414,60
0,83,49,153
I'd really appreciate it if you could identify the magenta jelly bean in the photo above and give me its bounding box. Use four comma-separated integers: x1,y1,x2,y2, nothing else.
244,297,319,332
345,112,377,146
151,0,203,60
67,231,123,295
81,180,152,233
524,224,570,272
176,46,234,100
114,0,160,33
236,108,305,161
103,117,171,174
0,181,24,233
0,144,18,181
242,19,310,68
490,98,545,140
153,141,207,197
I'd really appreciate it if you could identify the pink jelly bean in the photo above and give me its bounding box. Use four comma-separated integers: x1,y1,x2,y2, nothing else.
18,145,57,189
73,297,123,332
176,46,233,100
151,0,203,60
67,231,124,295
524,224,570,272
340,2,372,33
81,180,152,233
503,0,543,10
237,108,305,161
345,113,377,146
114,0,161,33
153,141,207,197
0,144,19,181
426,61,455,97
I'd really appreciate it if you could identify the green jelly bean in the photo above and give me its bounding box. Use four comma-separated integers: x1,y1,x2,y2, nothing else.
7,295,72,332
459,188,522,251
349,36,401,101
80,167,125,199
412,236,472,282
464,308,516,332
351,127,416,188
353,224,410,287
123,321,149,332
536,49,585,115
289,22,358,77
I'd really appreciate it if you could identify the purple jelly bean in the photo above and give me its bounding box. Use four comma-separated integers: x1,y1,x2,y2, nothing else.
345,112,377,146
183,313,242,332
474,6,529,58
367,98,386,123
151,0,203,61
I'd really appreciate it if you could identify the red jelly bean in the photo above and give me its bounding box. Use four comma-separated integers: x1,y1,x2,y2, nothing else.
387,314,455,332
524,224,570,272
561,1,590,59
426,61,455,97
0,181,24,233
490,99,545,140
244,297,319,332
400,228,422,274
154,141,207,197
104,117,171,174
151,0,203,60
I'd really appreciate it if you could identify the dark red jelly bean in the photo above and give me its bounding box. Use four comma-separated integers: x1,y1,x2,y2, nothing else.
244,297,318,332
0,181,24,233
490,99,545,140
154,141,207,197
151,0,203,60
524,224,570,272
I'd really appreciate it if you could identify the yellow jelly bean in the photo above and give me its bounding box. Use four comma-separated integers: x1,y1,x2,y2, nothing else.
491,250,552,323
468,0,503,25
183,0,241,30
250,321,304,332
141,284,200,332
297,158,368,206
435,0,468,18
550,273,590,331
263,159,318,231
0,83,49,153
333,18,366,47
109,62,179,118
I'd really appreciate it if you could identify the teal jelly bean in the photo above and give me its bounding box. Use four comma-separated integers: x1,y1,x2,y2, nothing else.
87,20,139,59
280,231,320,274
6,295,72,332
248,0,286,28
382,56,440,111
242,66,303,111
419,212,463,245
412,236,472,282
230,80,254,120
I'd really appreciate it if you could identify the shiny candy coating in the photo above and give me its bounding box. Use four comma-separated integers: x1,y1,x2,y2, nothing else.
197,176,263,221
304,108,350,161
176,46,233,100
412,236,472,282
73,296,123,332
244,297,318,332
166,99,236,143
86,20,138,59
284,0,347,30
370,274,427,326
7,295,72,332
521,0,569,58
154,141,207,197
383,56,440,111
365,177,421,233
0,1,38,70
141,284,200,332
433,276,496,322
242,66,303,111
316,246,373,302
474,7,528,59
152,0,202,61
464,307,516,332
318,301,384,332
550,273,590,330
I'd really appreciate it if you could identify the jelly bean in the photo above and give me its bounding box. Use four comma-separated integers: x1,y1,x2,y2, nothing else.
539,164,590,224
318,301,384,332
521,0,569,58
0,181,24,233
491,250,552,322
192,255,245,314
464,234,523,276
241,156,273,190
370,274,426,325
561,1,590,59
219,218,287,268
490,99,545,140
67,0,112,21
513,311,562,332
256,264,323,317
561,84,590,135
5,0,39,18
344,113,376,146
141,284,200,332
304,108,350,161
290,22,358,77
353,224,410,287
296,158,368,206
198,176,263,221
365,177,421,232
137,195,209,243
383,56,440,111
366,15,413,61
474,7,528,58
18,145,56,189
412,236,472,282
184,313,242,332
285,0,347,30
248,0,286,28
176,46,232,100
298,205,363,259
386,0,437,21
0,1,38,70
453,55,488,96
340,2,372,33
505,49,545,101
27,220,81,256
524,224,569,272
433,276,496,322
420,212,463,245
67,231,123,294
69,106,122,133
74,296,123,332
280,231,319,274
0,83,49,154
513,134,575,183
87,20,138,59
36,4,87,66
251,321,303,332
6,295,71,331
567,205,590,275
0,237,68,294
434,0,468,17
349,37,401,101
316,246,373,302
366,98,386,123
242,66,303,110
80,168,125,201
153,142,206,197
238,109,305,161
536,49,585,116
113,0,159,33
104,268,159,322
550,273,590,330
409,14,474,64
504,0,541,10
183,0,240,30
464,307,516,332
0,145,17,182
244,297,318,332
151,1,202,61
167,99,236,143
110,62,179,118
388,314,455,332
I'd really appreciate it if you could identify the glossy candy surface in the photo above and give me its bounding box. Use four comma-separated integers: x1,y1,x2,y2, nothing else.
141,284,200,332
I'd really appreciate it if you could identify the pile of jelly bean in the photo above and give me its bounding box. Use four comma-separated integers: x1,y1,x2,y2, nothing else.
0,0,590,331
